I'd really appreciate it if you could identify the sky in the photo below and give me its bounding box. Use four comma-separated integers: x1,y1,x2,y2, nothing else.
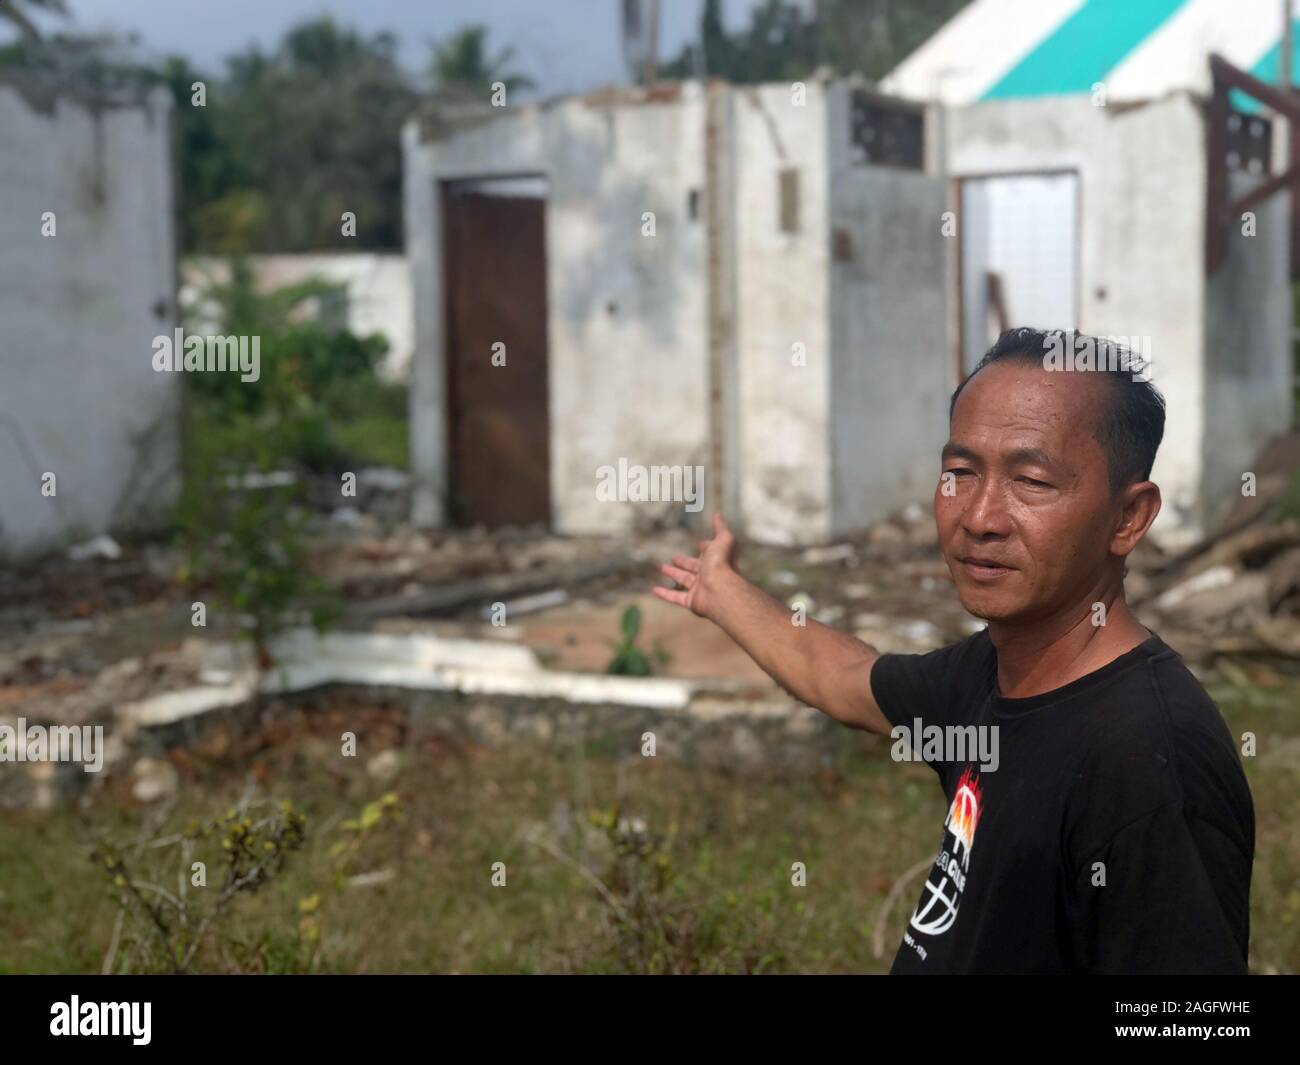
13,0,767,97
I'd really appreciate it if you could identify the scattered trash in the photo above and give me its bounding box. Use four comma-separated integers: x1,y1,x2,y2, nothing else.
66,535,122,562
130,757,178,804
895,619,945,646
330,506,365,527
866,523,906,546
357,467,412,492
345,869,397,889
224,470,296,490
800,543,857,565
366,749,401,784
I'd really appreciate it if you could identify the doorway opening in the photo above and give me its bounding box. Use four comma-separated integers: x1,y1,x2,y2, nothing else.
441,176,551,527
957,170,1080,376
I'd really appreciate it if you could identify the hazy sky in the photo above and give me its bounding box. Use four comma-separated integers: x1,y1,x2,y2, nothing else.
16,0,767,97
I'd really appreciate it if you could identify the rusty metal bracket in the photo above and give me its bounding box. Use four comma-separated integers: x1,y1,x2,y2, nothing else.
1206,53,1300,273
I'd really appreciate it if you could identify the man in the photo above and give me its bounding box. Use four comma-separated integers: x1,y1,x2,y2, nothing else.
653,328,1255,974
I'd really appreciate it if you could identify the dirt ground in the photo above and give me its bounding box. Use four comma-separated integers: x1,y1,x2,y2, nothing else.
4,480,1300,733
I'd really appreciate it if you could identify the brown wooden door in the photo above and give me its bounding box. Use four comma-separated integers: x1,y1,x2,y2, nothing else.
442,186,550,527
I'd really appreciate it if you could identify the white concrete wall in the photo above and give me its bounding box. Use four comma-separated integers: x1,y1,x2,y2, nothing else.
0,81,178,556
943,94,1215,546
826,84,950,537
404,86,712,534
1202,173,1292,528
184,254,413,382
732,82,834,544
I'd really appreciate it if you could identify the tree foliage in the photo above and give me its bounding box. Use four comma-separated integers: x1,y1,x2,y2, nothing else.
427,24,534,99
0,0,68,43
0,11,531,253
658,0,969,84
192,17,415,252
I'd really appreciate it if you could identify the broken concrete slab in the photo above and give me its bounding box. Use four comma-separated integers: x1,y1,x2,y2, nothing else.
117,628,700,739
120,680,255,730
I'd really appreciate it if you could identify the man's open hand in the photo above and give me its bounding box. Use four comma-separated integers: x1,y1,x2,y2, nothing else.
652,513,738,620
650,512,886,732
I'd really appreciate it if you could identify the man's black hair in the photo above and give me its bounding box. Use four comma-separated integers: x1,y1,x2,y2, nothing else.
949,327,1166,494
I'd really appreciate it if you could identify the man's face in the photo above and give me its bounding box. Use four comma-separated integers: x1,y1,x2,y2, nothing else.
934,360,1120,624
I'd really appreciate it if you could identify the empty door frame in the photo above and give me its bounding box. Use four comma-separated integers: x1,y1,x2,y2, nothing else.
952,168,1083,383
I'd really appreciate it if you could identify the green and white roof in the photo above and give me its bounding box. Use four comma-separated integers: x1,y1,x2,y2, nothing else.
881,0,1300,106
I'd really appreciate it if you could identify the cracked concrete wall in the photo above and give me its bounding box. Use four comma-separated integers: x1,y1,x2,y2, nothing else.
826,83,950,539
0,82,179,556
733,82,834,544
733,80,946,544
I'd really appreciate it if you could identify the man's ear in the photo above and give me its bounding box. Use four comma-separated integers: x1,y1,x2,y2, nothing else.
1111,480,1161,558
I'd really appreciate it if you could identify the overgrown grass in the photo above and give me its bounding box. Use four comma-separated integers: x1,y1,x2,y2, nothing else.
1,667,1295,974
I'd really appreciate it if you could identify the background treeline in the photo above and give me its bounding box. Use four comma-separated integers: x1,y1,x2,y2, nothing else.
0,0,965,253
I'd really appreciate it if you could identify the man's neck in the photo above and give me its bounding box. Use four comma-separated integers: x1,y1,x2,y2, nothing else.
987,588,1151,699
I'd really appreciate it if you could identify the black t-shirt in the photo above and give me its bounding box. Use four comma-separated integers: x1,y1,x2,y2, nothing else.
869,629,1255,974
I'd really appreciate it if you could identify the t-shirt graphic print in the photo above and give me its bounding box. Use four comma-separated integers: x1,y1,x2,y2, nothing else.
903,765,983,959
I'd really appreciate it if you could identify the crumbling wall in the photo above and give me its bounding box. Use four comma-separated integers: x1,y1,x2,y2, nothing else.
0,80,179,556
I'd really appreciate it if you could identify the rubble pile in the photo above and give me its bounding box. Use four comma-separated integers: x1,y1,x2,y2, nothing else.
3,434,1300,809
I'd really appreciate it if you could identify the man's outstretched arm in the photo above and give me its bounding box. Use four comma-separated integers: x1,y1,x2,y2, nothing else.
653,514,891,735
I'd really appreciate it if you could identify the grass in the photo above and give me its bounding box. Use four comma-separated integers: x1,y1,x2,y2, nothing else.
331,413,407,470
1207,663,1300,974
1,665,1296,974
321,376,408,470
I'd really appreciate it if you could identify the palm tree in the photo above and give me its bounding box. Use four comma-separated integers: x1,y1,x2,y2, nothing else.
427,25,534,99
0,0,67,44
